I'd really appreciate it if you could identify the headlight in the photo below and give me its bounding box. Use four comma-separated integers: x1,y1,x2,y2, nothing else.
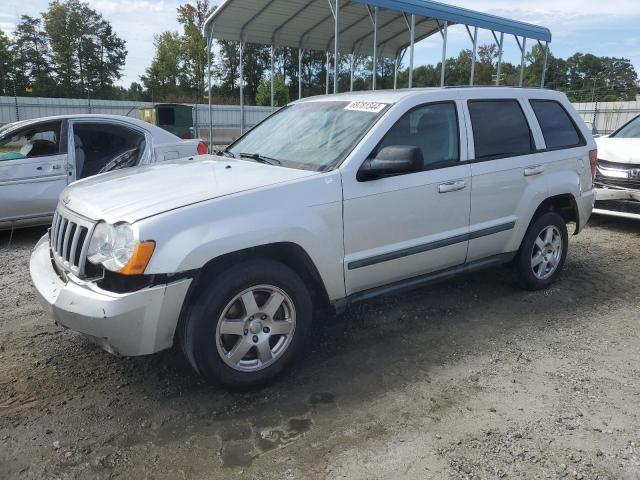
87,222,155,275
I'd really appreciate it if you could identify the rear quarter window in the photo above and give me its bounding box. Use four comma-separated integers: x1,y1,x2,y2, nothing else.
468,100,534,160
530,100,584,149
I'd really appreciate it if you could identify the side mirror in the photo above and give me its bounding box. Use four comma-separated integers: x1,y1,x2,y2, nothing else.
357,145,424,181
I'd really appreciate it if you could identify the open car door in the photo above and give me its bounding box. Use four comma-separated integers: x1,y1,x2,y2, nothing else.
70,121,147,180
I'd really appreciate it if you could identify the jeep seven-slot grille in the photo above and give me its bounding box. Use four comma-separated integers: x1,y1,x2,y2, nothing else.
50,208,95,277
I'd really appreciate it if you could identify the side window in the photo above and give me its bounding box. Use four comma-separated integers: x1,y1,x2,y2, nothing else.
73,123,146,179
530,100,584,149
378,102,460,169
468,100,534,160
0,122,61,161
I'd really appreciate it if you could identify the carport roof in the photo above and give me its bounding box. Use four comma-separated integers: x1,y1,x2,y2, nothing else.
204,0,552,58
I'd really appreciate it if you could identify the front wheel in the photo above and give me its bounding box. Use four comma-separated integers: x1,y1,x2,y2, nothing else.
180,259,313,388
516,212,569,291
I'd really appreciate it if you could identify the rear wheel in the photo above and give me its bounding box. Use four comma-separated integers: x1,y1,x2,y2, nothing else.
180,259,312,388
516,212,568,291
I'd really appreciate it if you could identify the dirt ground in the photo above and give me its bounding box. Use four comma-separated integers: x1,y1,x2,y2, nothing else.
0,216,639,480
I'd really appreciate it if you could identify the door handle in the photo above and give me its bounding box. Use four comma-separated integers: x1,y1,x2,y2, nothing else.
438,180,466,194
524,165,545,176
50,164,62,170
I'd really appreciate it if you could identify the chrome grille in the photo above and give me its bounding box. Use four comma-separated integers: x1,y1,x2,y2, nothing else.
596,160,640,189
50,207,95,277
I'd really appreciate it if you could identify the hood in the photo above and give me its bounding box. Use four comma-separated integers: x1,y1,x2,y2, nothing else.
63,156,318,223
595,137,640,165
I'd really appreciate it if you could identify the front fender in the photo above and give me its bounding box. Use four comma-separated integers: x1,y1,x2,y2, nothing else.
137,172,346,302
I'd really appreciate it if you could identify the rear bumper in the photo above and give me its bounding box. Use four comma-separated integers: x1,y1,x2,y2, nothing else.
30,234,192,356
577,188,596,232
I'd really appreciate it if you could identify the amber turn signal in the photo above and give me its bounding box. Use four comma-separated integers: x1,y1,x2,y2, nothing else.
118,241,156,275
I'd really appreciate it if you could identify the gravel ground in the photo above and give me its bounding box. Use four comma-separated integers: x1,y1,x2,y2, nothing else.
0,216,639,480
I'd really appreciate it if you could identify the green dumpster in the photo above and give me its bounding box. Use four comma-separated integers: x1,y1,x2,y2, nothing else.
139,104,195,139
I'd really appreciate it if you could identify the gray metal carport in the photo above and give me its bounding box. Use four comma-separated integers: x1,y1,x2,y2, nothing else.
203,0,552,141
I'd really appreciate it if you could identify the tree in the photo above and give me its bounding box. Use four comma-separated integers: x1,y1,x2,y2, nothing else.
215,40,240,100
141,31,184,101
256,74,289,106
0,30,12,96
213,41,269,104
177,0,213,100
13,15,54,95
43,0,126,98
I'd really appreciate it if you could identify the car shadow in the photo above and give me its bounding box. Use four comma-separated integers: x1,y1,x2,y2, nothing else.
588,213,640,234
0,225,47,251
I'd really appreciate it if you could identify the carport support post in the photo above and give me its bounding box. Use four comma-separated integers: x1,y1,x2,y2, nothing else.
349,53,354,91
393,54,398,90
408,14,415,88
469,26,478,86
496,32,504,86
440,21,448,87
239,41,245,135
298,48,303,99
372,6,378,90
270,45,275,111
519,36,527,87
207,33,213,152
541,41,549,88
326,51,330,95
334,0,339,94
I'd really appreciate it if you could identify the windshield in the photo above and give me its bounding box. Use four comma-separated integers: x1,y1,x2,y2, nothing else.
612,115,640,138
227,100,389,171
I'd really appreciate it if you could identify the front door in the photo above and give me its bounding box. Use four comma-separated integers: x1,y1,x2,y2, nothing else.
342,101,471,295
464,98,545,263
0,121,68,224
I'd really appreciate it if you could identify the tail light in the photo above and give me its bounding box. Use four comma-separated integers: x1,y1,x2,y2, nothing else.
197,142,208,155
589,149,598,182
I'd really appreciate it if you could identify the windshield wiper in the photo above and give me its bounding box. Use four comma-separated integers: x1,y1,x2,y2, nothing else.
236,152,281,165
217,149,235,158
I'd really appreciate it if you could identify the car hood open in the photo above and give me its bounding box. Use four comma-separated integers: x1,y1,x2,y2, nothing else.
596,137,640,165
63,156,318,224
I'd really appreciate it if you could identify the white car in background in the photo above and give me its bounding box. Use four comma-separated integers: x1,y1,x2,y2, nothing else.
594,114,640,218
0,115,207,230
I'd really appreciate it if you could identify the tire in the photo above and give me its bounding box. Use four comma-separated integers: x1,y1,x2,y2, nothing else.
179,258,313,389
516,211,569,291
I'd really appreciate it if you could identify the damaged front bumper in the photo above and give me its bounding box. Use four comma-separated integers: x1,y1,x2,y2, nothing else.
30,234,191,356
594,188,640,219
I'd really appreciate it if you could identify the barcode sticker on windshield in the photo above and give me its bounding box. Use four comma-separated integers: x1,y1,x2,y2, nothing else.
344,101,388,113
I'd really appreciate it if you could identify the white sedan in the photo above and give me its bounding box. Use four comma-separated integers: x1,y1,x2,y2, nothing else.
594,114,640,219
0,114,207,230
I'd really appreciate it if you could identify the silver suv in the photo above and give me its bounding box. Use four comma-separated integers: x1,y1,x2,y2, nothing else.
30,88,597,388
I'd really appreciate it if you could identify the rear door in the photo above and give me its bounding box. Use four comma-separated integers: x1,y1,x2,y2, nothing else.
0,121,68,224
464,97,547,262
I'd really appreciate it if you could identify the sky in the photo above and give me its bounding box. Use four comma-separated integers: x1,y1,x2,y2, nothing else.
1,0,640,87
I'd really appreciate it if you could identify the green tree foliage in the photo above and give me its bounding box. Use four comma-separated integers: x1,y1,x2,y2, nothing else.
0,30,13,96
141,31,184,101
42,0,126,98
177,0,212,99
256,74,289,107
13,15,54,95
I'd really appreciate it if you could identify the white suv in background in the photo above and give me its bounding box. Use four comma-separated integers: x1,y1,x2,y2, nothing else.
30,87,597,388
